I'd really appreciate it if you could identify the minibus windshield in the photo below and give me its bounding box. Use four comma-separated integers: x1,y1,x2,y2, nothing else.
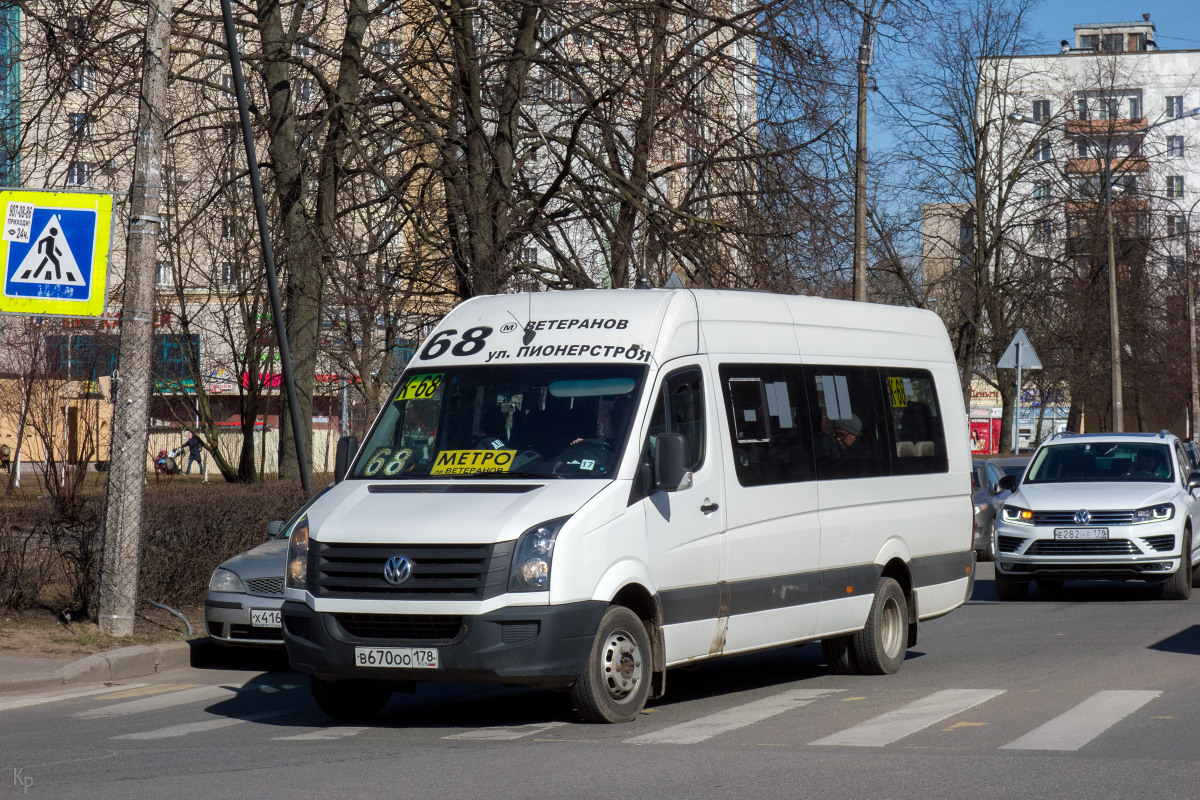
351,364,647,480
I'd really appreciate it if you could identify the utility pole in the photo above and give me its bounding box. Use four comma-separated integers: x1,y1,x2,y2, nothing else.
97,0,171,636
852,9,874,303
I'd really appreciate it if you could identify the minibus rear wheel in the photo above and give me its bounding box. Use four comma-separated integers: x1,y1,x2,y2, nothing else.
821,636,859,675
853,578,908,675
308,675,391,721
571,606,651,723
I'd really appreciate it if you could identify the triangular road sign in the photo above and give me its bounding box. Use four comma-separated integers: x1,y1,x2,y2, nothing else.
997,328,1042,370
11,214,85,286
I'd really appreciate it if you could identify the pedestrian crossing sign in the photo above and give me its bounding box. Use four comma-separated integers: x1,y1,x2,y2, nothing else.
0,189,113,317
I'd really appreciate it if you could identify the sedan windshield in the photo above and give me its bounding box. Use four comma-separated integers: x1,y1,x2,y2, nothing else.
1025,442,1174,484
351,364,646,480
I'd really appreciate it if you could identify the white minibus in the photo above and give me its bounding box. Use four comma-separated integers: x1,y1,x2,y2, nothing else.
282,288,974,723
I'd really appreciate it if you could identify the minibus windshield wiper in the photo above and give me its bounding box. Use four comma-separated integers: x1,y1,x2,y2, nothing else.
455,470,560,479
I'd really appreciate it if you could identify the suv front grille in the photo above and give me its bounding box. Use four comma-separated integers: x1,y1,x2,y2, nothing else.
1025,539,1139,556
309,540,514,600
1142,535,1175,552
333,613,463,641
1030,510,1137,525
245,577,284,596
997,535,1025,553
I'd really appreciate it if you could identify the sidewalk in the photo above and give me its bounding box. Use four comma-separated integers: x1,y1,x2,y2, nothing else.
0,639,213,693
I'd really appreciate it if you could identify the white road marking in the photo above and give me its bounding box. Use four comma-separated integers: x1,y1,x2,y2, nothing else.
112,711,282,740
444,721,569,741
0,683,149,712
1000,690,1161,751
625,689,844,745
276,726,371,741
810,689,1006,747
74,676,280,719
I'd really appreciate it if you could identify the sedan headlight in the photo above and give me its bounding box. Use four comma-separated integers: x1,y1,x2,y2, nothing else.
508,516,570,593
1002,505,1033,525
1132,504,1174,524
208,568,245,594
286,517,309,590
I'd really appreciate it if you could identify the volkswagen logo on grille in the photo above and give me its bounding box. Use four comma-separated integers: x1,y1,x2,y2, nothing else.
1074,509,1091,525
383,555,413,585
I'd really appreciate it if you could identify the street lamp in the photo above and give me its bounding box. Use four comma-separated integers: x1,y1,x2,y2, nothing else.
1011,107,1200,431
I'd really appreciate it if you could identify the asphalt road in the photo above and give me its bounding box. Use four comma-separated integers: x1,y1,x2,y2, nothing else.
5,563,1200,800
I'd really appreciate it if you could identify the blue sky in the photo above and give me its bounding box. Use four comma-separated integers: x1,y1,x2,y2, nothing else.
1023,3,1200,53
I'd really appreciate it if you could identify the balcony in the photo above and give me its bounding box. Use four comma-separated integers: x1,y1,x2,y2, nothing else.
1065,156,1149,174
1066,198,1150,213
1066,118,1148,135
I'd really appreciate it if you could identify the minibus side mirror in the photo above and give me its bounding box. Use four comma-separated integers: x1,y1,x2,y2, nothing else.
654,433,693,492
997,475,1018,493
267,520,285,538
334,435,359,482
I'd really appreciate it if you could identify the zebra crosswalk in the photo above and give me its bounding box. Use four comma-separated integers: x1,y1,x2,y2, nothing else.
0,678,1179,754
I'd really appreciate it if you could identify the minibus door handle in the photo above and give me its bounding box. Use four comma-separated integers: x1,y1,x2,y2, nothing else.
700,502,719,514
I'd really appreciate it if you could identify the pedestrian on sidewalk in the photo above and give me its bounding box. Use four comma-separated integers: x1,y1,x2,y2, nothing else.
184,432,203,475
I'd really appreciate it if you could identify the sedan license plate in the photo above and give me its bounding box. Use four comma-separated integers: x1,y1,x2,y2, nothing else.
250,609,281,628
1053,527,1109,540
354,647,439,669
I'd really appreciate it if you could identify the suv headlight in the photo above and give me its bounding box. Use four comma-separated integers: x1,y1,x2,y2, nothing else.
509,516,570,593
1002,505,1034,525
286,518,309,590
208,568,244,593
1132,504,1174,524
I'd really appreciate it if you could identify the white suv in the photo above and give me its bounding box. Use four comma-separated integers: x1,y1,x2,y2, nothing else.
993,431,1200,600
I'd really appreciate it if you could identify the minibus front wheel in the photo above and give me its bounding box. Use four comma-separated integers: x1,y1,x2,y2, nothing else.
571,605,651,723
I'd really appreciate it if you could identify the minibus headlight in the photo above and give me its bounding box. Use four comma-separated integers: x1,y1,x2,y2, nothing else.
1132,504,1174,524
509,517,570,593
208,568,244,594
286,518,310,590
1002,505,1033,525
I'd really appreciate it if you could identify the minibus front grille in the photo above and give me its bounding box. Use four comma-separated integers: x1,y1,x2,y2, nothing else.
333,613,464,641
309,541,514,600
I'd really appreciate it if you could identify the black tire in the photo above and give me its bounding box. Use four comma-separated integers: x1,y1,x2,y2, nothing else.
821,635,859,675
571,606,651,723
308,675,391,721
982,521,998,562
994,570,1029,601
1161,531,1192,600
853,578,909,674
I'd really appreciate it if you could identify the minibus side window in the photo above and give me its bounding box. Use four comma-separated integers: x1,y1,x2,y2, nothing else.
881,368,948,475
804,366,891,480
718,364,815,487
646,368,706,472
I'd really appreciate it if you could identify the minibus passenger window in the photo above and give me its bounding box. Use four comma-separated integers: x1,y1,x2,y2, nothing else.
718,364,816,487
881,369,948,476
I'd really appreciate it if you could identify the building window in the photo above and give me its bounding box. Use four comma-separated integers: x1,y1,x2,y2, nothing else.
71,65,94,92
1034,139,1052,162
1128,97,1141,119
295,78,314,103
1034,219,1052,242
1100,98,1120,119
1166,96,1184,118
219,261,237,286
1075,140,1089,158
375,39,397,62
221,72,234,92
1168,136,1185,158
1168,176,1185,198
1103,33,1124,52
294,40,314,58
1167,215,1187,237
155,261,172,287
1079,34,1098,51
1076,98,1088,120
66,161,90,186
1032,180,1051,200
221,215,235,239
1032,100,1050,121
68,112,90,139
153,334,200,381
1168,257,1186,279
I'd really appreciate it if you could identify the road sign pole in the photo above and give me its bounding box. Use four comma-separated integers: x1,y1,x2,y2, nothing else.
97,0,171,637
1012,343,1022,453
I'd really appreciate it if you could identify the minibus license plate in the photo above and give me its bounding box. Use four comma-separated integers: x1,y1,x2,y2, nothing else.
1053,528,1108,540
250,609,281,628
354,647,439,669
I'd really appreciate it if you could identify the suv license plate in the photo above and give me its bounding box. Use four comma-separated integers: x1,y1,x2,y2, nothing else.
1054,528,1109,540
250,609,281,627
354,647,439,669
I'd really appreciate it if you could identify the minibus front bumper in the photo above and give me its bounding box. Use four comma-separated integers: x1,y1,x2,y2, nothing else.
281,600,608,687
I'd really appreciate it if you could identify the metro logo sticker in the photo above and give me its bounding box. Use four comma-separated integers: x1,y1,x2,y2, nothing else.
430,449,516,475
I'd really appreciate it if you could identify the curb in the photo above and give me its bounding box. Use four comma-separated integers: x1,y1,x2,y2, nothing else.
0,638,215,694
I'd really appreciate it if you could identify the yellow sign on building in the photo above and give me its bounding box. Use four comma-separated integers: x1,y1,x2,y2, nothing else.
0,190,114,317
